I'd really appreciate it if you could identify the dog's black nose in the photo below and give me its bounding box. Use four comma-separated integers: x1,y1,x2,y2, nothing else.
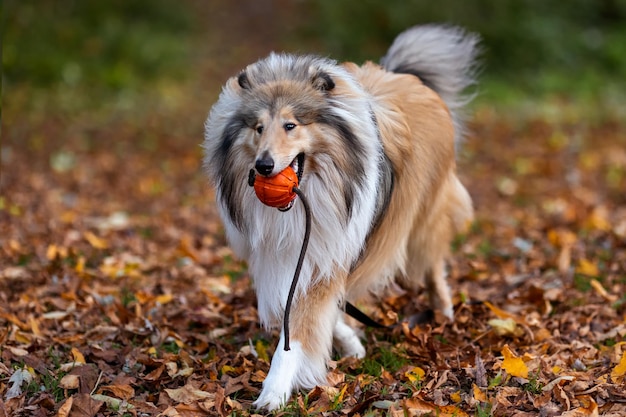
255,155,274,176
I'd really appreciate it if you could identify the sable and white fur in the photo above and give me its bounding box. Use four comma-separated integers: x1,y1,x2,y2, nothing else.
203,24,479,410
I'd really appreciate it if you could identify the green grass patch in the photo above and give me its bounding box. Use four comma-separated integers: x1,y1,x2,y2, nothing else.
358,345,407,377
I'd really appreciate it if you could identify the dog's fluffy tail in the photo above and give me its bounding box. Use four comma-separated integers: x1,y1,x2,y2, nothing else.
381,24,481,143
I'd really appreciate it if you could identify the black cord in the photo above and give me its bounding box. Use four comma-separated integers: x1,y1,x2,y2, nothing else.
283,187,311,351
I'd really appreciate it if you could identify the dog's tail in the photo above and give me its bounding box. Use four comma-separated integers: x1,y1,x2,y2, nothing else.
380,24,481,143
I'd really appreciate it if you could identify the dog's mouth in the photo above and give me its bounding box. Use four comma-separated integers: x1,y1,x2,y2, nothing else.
277,152,305,212
292,152,305,183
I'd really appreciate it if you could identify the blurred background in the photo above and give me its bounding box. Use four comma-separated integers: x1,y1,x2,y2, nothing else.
4,0,626,119
2,0,626,217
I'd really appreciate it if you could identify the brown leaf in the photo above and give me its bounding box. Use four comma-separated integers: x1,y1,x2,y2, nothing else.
59,374,80,390
66,393,103,417
165,383,215,404
57,397,73,417
99,384,135,401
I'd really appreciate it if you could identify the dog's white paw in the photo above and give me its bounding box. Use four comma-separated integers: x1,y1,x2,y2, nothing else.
253,340,304,410
442,305,454,320
344,338,366,359
253,386,289,411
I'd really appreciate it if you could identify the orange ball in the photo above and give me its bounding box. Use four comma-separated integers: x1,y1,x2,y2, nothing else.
253,166,298,209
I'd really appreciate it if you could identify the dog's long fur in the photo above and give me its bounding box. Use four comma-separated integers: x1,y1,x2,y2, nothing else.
203,24,480,410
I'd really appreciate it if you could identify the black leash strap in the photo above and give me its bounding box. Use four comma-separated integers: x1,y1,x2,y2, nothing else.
282,187,388,350
345,301,389,329
283,187,311,351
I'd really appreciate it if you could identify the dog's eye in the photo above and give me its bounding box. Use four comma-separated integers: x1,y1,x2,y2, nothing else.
284,123,296,131
256,126,264,134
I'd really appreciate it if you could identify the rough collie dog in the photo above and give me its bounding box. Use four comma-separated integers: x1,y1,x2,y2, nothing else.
203,24,479,410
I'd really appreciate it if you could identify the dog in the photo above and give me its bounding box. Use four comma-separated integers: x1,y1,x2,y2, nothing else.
203,24,479,410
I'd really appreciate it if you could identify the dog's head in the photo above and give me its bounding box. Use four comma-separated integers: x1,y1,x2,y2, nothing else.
205,53,377,228
234,54,338,186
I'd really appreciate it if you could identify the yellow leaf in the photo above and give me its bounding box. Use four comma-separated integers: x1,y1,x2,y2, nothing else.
9,239,22,253
576,259,599,277
85,231,108,249
576,394,599,415
587,206,611,231
403,397,469,416
57,396,73,417
472,384,487,402
15,332,31,344
405,366,425,383
611,351,626,381
147,346,157,356
60,210,77,223
450,390,462,403
547,229,577,247
75,256,86,274
334,383,348,404
178,236,200,263
28,316,41,337
46,244,58,260
155,294,173,304
255,339,269,363
484,301,519,321
134,291,152,304
71,347,86,364
589,279,617,302
501,345,529,379
221,365,236,374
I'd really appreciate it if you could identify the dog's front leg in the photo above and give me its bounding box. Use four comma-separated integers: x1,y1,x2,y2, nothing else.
253,279,343,410
333,314,366,358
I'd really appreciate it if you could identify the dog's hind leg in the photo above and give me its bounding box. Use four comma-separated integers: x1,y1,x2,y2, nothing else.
425,258,453,319
402,210,455,320
253,278,344,410
403,255,454,320
333,314,365,358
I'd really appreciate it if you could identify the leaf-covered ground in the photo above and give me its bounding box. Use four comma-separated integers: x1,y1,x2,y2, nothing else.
2,6,626,417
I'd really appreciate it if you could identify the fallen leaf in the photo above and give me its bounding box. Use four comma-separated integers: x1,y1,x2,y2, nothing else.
5,368,33,400
90,394,124,411
542,375,575,392
489,317,521,336
473,383,488,402
576,259,599,277
404,366,426,383
403,397,469,417
165,383,215,404
65,393,104,417
611,351,626,382
84,231,109,249
255,339,269,362
59,374,80,390
450,390,462,403
99,384,135,401
57,397,73,417
71,347,86,364
501,345,529,379
589,279,617,302
484,301,521,322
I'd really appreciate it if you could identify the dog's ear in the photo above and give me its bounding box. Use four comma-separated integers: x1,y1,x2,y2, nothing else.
238,71,251,89
311,71,335,92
